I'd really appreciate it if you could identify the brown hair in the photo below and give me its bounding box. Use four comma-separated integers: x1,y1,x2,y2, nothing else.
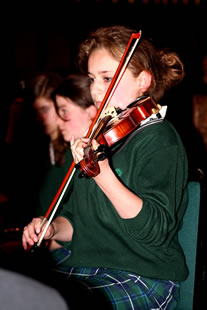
78,25,185,102
29,72,63,101
52,73,94,165
52,73,93,110
29,72,66,166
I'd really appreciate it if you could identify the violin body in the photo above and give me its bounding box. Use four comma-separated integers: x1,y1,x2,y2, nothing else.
78,96,161,177
98,96,159,147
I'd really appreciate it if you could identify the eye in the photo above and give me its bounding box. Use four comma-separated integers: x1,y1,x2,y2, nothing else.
104,76,112,83
89,77,94,83
39,106,50,114
58,107,71,121
58,108,66,116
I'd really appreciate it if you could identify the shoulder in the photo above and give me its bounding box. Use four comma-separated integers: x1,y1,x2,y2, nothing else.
135,120,180,142
128,120,186,156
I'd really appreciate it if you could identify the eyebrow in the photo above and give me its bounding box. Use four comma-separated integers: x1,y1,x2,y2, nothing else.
57,103,67,108
88,70,114,75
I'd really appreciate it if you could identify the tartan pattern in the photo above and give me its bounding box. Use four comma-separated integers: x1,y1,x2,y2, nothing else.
54,266,180,309
50,247,71,267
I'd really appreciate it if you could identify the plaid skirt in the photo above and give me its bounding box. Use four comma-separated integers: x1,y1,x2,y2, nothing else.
53,265,180,310
50,247,71,267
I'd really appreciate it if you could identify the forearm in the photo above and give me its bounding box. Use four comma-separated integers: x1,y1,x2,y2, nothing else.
70,137,143,219
52,216,73,242
94,165,143,219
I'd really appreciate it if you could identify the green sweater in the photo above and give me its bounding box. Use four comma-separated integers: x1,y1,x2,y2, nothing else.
35,147,73,217
60,120,189,281
35,147,73,248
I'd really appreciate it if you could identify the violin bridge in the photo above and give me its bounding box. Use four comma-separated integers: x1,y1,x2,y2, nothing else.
102,106,118,118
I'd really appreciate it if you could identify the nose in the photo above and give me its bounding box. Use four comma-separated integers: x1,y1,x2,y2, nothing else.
91,79,105,99
57,117,64,129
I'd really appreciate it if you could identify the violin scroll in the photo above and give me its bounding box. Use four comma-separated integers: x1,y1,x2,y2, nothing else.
76,144,108,178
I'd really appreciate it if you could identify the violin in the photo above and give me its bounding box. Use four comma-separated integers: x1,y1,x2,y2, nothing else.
76,96,161,178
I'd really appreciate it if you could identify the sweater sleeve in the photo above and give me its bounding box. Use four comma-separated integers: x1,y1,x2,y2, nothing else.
120,122,188,247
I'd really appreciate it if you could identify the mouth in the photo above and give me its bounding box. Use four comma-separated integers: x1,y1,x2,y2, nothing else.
60,129,66,135
94,101,102,109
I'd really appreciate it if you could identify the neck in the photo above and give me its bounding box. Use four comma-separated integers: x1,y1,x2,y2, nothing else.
50,130,59,141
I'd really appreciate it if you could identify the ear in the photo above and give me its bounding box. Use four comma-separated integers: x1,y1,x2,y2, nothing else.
86,105,97,121
137,71,152,93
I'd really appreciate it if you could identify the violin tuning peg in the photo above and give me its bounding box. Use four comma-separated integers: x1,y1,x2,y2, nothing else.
97,153,106,161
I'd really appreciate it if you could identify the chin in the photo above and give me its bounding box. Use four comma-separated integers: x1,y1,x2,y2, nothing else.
64,136,71,143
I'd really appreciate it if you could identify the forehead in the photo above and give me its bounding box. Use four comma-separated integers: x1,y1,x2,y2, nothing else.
88,48,118,73
56,95,75,107
33,96,53,108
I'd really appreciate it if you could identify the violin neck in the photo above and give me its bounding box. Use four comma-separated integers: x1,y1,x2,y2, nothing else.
89,115,112,143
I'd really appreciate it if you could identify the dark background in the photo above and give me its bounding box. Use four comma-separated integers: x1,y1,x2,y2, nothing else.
1,0,207,170
1,0,206,174
0,1,206,307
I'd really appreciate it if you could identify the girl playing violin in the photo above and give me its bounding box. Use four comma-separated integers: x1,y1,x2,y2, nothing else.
22,25,188,309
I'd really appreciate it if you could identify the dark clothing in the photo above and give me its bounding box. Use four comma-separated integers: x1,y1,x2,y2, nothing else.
60,120,189,281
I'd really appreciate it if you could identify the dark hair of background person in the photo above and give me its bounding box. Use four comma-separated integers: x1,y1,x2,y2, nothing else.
52,73,93,113
28,72,67,166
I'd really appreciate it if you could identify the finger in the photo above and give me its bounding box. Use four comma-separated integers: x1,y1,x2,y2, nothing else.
70,138,80,155
22,226,36,247
42,223,54,240
38,222,49,241
70,136,75,145
27,220,40,243
22,233,34,250
22,234,28,250
70,139,85,163
92,139,100,150
22,217,44,250
34,218,42,235
80,137,90,143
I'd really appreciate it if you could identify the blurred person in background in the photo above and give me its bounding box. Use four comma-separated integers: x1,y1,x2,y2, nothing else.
1,73,96,276
34,73,96,269
0,72,64,266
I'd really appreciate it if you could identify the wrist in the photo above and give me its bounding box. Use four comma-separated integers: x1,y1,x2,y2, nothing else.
50,222,56,239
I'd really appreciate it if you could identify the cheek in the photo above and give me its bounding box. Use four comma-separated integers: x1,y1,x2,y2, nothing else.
42,117,50,125
90,84,94,98
110,89,129,109
110,80,138,109
51,112,58,121
44,112,55,122
72,120,84,134
64,120,80,135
